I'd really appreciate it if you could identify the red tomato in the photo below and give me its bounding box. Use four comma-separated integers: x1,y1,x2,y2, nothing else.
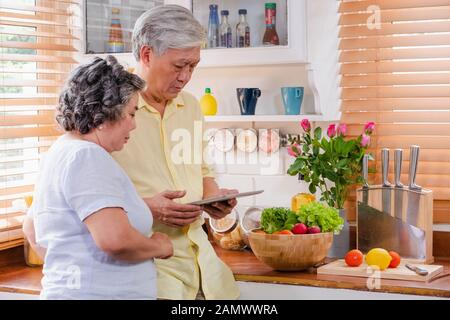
388,251,401,268
273,230,293,235
345,249,364,267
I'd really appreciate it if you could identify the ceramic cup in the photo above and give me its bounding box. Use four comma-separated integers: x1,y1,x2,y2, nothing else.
236,88,261,115
281,87,304,115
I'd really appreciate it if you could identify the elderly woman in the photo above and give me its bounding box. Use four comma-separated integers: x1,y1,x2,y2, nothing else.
22,55,173,299
112,5,239,300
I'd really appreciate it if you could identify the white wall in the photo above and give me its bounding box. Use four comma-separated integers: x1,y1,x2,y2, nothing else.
185,0,339,210
185,64,316,116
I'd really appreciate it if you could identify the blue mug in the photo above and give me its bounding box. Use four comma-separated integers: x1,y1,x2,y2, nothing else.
281,87,304,115
237,88,261,115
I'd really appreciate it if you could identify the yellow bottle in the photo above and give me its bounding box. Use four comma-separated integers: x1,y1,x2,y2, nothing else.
291,193,316,212
200,88,217,116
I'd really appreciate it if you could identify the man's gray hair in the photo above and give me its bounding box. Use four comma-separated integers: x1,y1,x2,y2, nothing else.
132,4,206,60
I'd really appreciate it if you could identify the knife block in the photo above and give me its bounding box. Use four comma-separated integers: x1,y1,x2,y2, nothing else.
356,186,433,264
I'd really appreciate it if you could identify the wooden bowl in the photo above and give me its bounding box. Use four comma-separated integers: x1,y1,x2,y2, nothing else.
248,230,334,271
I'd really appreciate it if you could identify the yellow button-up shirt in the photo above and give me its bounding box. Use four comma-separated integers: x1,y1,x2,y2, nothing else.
112,92,239,300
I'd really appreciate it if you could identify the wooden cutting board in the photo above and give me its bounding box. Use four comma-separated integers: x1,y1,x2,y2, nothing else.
317,259,443,282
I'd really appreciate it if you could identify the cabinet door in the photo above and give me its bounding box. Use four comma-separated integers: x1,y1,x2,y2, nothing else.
85,0,174,55
189,0,307,67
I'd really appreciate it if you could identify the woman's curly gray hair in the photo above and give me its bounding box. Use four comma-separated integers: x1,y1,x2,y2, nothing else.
56,55,145,134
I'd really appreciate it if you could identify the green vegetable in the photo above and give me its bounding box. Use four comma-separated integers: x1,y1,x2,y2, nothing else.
296,202,344,234
260,207,297,234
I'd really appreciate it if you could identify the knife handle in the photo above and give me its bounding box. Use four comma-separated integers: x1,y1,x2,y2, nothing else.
381,148,392,187
408,145,421,190
362,154,369,188
405,263,428,276
394,149,404,188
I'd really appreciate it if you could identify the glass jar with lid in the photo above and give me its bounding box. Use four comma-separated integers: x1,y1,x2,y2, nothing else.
239,206,264,249
209,209,246,250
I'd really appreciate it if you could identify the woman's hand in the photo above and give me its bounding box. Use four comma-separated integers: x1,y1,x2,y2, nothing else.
202,189,238,219
150,232,173,259
143,190,203,228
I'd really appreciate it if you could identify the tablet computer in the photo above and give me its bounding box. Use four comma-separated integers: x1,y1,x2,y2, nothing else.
188,190,264,206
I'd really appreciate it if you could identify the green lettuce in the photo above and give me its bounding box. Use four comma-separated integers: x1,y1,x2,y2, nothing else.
260,207,297,234
297,202,344,234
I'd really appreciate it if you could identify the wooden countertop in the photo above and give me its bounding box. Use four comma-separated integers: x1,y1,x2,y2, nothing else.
214,245,450,298
0,245,449,298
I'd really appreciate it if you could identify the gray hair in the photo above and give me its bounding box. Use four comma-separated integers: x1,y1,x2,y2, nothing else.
56,55,145,134
132,4,206,60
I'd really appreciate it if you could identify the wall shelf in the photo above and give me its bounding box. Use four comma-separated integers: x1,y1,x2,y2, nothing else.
204,114,324,123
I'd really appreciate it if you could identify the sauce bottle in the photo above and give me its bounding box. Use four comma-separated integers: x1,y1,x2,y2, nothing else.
263,3,280,46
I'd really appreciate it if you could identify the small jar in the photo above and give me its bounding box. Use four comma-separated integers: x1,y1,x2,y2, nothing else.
258,129,280,153
236,128,258,153
209,209,247,250
24,237,43,267
239,206,264,248
213,128,235,152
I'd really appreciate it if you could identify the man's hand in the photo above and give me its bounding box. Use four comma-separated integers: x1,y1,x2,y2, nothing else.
203,188,238,219
150,232,173,259
143,190,203,228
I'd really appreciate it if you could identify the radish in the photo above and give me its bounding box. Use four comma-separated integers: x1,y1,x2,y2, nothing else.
307,226,321,234
292,223,308,234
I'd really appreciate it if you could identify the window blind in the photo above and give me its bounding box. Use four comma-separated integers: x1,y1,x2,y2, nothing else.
0,0,80,250
339,0,450,223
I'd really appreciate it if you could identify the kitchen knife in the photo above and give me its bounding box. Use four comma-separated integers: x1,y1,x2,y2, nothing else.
381,148,392,215
405,263,429,276
406,145,422,226
362,154,369,205
394,149,405,220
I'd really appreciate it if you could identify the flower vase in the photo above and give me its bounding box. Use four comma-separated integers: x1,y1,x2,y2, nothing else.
327,208,351,258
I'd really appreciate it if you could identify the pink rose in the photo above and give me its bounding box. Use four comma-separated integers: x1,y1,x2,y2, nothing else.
337,124,347,136
287,143,300,157
361,134,370,147
364,122,375,134
327,124,336,138
300,119,311,132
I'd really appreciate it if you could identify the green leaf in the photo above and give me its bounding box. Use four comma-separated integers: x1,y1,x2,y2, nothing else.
336,159,348,169
302,144,309,153
287,157,304,176
334,137,344,154
321,138,330,152
343,140,356,155
314,127,322,140
313,146,319,156
308,183,317,194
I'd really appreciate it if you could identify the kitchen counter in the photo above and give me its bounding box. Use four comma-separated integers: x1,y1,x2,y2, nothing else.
0,244,449,298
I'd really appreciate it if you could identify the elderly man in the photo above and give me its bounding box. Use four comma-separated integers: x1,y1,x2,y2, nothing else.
112,5,239,300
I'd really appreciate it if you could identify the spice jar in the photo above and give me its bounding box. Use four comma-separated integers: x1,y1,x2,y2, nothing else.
236,128,258,153
258,129,280,153
209,209,246,250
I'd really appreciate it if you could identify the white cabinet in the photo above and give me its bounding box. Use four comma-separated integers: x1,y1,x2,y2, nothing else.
81,0,340,121
84,0,307,66
180,0,307,68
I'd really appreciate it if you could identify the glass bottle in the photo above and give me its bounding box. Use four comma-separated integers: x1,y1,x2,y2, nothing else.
263,3,280,46
107,7,125,53
236,9,250,48
207,4,220,48
219,10,232,48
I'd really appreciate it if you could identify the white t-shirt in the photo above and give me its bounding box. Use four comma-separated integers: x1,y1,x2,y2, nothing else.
30,136,156,299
